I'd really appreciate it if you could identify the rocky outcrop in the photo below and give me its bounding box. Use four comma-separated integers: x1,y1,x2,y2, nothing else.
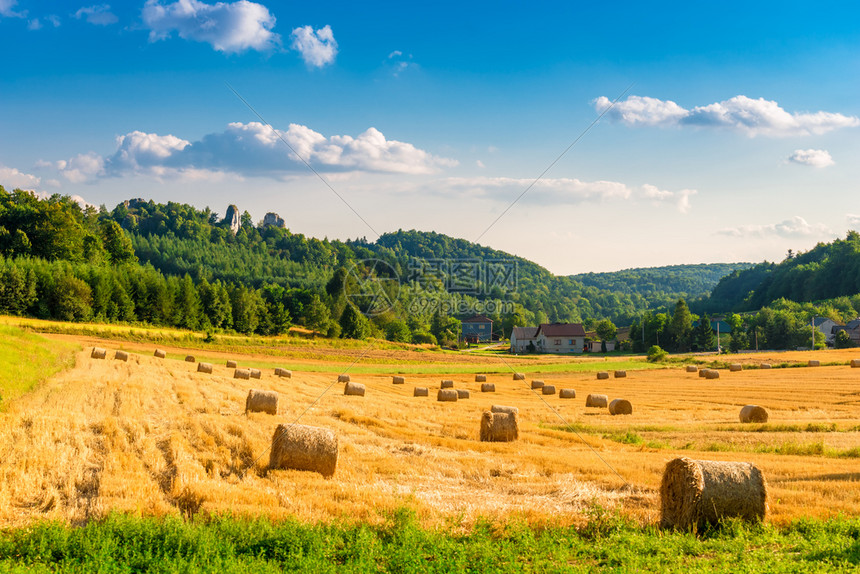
263,212,285,228
224,204,240,235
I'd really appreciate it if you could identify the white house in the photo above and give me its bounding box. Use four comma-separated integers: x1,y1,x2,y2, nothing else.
510,327,538,353
535,323,586,354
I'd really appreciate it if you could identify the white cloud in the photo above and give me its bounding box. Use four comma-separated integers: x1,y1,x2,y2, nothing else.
27,18,40,29
0,0,25,18
74,4,118,26
847,214,860,228
596,94,860,137
0,166,40,189
788,149,834,168
641,184,697,213
142,0,280,53
52,122,456,181
718,216,832,238
386,49,416,76
290,25,337,67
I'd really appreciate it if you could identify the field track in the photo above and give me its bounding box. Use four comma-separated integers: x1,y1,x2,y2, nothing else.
2,337,860,528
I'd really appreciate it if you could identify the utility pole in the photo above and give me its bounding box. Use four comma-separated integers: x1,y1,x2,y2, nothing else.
717,320,720,353
811,316,816,350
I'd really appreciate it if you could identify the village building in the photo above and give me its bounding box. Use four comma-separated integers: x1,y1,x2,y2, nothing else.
534,322,586,354
461,314,494,343
510,326,538,353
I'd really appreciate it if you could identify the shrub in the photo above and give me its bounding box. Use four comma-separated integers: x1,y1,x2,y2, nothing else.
647,344,667,362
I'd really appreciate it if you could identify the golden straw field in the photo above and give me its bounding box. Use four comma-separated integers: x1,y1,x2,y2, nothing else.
2,332,860,529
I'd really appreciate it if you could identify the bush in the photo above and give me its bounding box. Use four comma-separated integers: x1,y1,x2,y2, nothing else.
647,345,667,362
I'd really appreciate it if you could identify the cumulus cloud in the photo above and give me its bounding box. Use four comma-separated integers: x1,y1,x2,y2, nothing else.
0,166,40,189
438,177,695,212
0,0,24,18
290,25,337,67
595,94,860,137
142,0,280,53
51,122,457,182
74,4,118,25
847,214,860,228
788,148,834,168
718,216,832,238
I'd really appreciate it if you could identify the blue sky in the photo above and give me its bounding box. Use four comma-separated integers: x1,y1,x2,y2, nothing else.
2,0,859,274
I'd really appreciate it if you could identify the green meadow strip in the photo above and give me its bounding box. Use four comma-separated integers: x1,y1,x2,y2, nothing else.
0,325,78,406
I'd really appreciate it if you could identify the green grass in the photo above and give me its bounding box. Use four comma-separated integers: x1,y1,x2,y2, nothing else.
1,511,859,572
0,324,78,407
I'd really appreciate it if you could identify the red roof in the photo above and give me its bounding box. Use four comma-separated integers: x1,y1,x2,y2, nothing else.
536,323,585,337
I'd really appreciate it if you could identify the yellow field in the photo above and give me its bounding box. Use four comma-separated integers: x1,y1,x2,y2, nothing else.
2,335,860,529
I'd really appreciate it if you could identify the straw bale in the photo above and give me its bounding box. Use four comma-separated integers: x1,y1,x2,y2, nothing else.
338,374,350,383
851,359,860,368
614,370,627,378
196,362,213,374
698,369,707,378
704,369,720,379
392,376,405,384
660,457,768,530
250,368,262,379
559,389,576,399
234,368,251,380
585,394,608,408
275,368,292,378
596,371,609,380
479,411,519,442
344,382,366,396
114,350,129,362
475,374,487,382
456,389,470,399
808,360,820,367
739,405,769,423
530,380,544,389
513,373,525,380
760,363,772,369
541,385,556,395
481,383,495,393
437,389,458,402
269,423,337,477
245,389,279,415
491,405,518,414
440,379,454,388
686,365,698,373
413,387,429,397
154,349,166,359
226,360,238,368
185,356,195,363
729,364,742,372
609,398,633,415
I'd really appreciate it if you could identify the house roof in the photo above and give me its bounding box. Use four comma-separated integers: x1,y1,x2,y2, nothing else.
536,323,586,337
812,317,841,328
511,327,538,340
462,314,493,323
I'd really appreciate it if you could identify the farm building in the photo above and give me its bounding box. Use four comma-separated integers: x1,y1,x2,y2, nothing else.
535,323,586,354
813,317,843,345
461,314,494,343
587,340,616,352
510,327,538,353
833,318,860,346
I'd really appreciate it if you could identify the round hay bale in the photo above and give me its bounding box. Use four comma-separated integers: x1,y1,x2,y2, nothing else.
609,398,633,415
850,359,860,368
491,405,518,414
530,380,544,389
760,363,772,369
392,376,405,385
585,394,608,408
197,362,213,374
475,374,487,382
413,387,429,397
481,383,495,393
344,382,365,396
154,349,166,359
440,379,454,389
234,368,251,380
513,372,525,380
479,411,519,442
729,363,742,372
704,369,720,379
437,389,458,402
185,355,195,363
698,369,708,378
614,370,627,378
739,405,769,423
114,350,129,362
226,360,238,368
660,457,768,530
269,423,337,477
275,368,292,378
596,371,609,380
338,374,350,383
559,388,576,399
686,365,698,373
541,385,556,395
90,347,106,359
250,368,262,380
456,389,470,399
245,389,279,415
808,360,820,367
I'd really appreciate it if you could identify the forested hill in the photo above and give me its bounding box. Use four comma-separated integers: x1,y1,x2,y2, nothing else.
570,263,752,311
693,232,860,313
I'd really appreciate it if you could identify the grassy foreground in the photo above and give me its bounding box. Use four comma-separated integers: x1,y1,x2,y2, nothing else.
0,511,858,573
0,324,78,406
